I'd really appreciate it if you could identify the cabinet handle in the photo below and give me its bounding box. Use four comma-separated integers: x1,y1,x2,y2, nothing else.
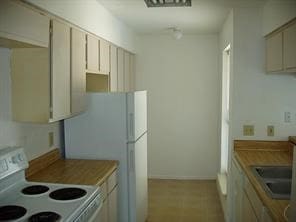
129,113,134,138
129,150,134,172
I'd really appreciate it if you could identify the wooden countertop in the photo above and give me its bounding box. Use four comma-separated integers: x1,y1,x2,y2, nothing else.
26,149,118,187
234,140,293,222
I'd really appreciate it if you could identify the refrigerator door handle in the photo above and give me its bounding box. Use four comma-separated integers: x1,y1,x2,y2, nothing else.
129,149,134,172
129,113,134,138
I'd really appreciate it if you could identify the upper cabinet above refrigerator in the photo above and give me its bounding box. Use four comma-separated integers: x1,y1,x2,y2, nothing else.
0,0,49,48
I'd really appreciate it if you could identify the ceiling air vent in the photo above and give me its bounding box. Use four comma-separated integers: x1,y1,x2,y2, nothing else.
144,0,191,8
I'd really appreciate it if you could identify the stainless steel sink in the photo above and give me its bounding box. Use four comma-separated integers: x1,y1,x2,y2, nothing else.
254,166,292,179
251,165,292,199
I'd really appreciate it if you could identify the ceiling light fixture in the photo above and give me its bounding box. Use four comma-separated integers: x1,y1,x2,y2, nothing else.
169,27,183,40
144,0,191,8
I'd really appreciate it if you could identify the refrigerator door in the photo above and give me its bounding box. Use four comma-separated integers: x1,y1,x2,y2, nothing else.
128,133,148,222
127,91,147,142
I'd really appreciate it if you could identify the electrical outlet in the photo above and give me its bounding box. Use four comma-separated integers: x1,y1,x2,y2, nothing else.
267,125,274,137
243,125,254,136
284,112,291,123
49,132,54,147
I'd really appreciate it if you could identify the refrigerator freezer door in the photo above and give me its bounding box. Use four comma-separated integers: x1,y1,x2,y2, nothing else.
127,91,147,142
128,133,148,222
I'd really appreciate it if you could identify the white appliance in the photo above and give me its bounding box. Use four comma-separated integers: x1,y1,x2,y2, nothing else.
0,147,102,222
289,145,296,221
64,91,148,222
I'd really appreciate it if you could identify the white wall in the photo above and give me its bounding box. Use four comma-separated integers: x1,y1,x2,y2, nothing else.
232,7,296,141
263,0,296,35
136,34,220,179
0,48,61,160
26,0,138,53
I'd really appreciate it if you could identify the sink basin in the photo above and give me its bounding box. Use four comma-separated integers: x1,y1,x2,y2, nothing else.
265,180,292,199
251,165,292,200
254,166,292,179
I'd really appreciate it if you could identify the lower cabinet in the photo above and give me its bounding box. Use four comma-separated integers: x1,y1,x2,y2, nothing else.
99,199,108,222
108,186,118,222
232,159,244,222
242,190,258,222
231,159,273,222
100,170,118,222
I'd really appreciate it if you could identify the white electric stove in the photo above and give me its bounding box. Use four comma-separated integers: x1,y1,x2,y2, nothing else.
0,147,102,222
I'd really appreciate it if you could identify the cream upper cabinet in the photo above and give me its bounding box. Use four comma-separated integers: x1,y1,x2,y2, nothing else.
283,22,296,71
110,45,118,92
266,19,296,73
71,28,87,115
99,39,110,75
124,51,131,92
86,34,99,73
266,32,283,72
117,48,125,92
11,20,71,123
51,20,71,121
0,0,49,48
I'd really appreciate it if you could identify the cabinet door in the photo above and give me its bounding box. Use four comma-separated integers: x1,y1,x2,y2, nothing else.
232,160,243,222
0,0,49,48
130,54,135,91
266,32,283,72
86,34,99,72
242,192,258,222
51,20,71,121
108,186,118,222
100,39,110,74
110,45,118,92
124,51,131,92
117,48,125,92
70,28,87,115
284,22,296,71
99,199,108,222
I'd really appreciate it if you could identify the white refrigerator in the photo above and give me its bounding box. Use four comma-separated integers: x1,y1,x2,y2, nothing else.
64,91,148,222
289,145,296,221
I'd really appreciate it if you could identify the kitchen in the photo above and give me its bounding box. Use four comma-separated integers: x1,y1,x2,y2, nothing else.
0,0,296,222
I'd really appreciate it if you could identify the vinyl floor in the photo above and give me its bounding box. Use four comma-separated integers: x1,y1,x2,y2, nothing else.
147,179,225,222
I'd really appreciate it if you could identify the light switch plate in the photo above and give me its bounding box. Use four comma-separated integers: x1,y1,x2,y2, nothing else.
267,125,274,136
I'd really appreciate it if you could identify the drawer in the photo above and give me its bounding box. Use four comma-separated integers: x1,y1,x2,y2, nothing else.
107,170,117,194
244,177,264,220
100,181,107,201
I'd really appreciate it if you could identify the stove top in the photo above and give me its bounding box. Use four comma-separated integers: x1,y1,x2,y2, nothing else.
0,147,102,222
0,180,100,222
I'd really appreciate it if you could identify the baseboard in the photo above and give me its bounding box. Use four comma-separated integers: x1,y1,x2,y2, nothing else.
148,175,217,180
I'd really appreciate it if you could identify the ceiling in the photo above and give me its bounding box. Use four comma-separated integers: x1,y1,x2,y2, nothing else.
97,0,267,34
